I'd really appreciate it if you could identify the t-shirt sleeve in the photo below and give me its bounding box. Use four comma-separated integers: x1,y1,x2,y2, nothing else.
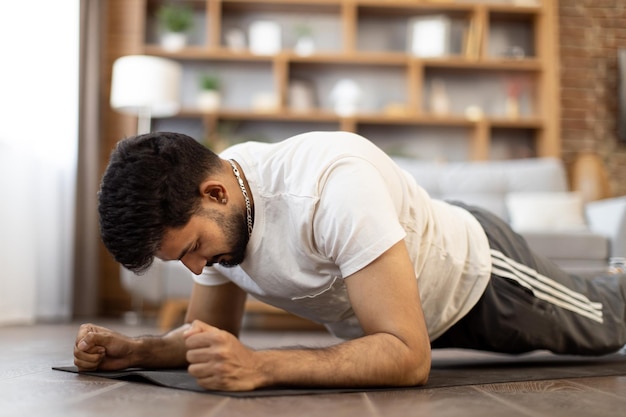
313,156,406,278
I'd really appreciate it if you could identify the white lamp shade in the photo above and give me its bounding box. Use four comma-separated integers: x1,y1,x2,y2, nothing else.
110,55,182,118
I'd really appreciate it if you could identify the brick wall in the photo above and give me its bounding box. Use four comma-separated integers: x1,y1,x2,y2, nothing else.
558,0,626,196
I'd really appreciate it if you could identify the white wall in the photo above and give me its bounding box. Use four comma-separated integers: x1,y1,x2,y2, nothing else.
0,1,79,324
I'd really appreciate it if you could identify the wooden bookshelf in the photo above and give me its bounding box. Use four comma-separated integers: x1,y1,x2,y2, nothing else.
133,0,560,161
99,0,559,316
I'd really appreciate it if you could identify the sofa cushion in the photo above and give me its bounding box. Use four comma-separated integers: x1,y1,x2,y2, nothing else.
506,192,588,232
541,259,609,279
505,158,569,192
392,157,569,221
520,231,609,261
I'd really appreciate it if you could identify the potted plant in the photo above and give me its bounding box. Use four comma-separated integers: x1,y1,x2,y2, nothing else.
294,23,315,56
197,73,221,111
157,3,194,51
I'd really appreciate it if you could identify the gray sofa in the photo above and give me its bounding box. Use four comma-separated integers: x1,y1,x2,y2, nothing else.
392,156,626,278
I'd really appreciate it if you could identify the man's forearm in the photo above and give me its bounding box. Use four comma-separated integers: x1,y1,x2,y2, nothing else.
256,333,431,388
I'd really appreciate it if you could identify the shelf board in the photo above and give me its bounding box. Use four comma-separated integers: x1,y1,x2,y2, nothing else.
221,0,341,13
289,51,408,66
179,108,340,122
490,117,543,128
176,108,542,129
356,0,474,15
218,0,538,14
144,45,278,62
488,3,542,17
144,47,409,65
144,46,541,71
356,113,475,127
422,56,541,71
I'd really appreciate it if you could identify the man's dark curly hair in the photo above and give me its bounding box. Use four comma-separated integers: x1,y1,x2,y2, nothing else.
98,132,222,273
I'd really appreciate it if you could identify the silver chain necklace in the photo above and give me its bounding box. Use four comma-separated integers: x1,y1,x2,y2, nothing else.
228,160,253,237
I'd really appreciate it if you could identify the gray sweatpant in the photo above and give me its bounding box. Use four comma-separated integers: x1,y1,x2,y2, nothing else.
432,202,626,355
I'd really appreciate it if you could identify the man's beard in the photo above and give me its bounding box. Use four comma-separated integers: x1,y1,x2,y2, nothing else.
200,206,249,268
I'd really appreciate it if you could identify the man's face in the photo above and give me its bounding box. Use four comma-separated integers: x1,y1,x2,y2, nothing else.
156,205,249,275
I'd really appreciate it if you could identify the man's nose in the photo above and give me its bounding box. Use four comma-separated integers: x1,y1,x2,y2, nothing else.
181,255,205,275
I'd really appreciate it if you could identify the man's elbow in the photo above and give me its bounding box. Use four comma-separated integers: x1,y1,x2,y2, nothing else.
395,346,431,386
407,356,431,386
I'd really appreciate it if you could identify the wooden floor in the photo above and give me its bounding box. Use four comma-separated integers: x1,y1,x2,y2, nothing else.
1,321,625,417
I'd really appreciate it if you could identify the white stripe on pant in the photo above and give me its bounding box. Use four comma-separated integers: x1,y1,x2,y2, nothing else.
491,249,604,323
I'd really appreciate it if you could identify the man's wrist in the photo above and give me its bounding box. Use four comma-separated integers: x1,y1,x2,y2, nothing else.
130,337,151,368
255,350,277,388
253,348,319,388
132,330,188,369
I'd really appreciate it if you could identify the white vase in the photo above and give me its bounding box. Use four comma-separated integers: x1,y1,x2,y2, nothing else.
330,79,362,117
430,79,449,115
288,80,316,112
251,92,279,113
197,90,221,111
161,32,187,52
249,21,281,55
505,96,520,119
295,36,315,56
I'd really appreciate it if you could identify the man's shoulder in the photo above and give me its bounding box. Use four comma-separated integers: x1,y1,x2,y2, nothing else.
222,131,379,159
222,131,394,193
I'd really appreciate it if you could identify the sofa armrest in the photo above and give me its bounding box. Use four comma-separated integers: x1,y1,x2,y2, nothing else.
585,196,626,258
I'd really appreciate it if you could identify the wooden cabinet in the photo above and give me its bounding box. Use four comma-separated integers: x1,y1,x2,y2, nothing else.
137,0,559,161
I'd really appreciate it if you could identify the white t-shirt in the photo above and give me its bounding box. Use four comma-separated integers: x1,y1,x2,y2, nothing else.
194,131,492,340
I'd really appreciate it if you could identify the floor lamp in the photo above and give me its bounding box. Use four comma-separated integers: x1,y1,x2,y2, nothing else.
110,55,182,324
110,55,182,134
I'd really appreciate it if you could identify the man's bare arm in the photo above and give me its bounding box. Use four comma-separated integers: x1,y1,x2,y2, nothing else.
184,240,432,390
74,280,246,371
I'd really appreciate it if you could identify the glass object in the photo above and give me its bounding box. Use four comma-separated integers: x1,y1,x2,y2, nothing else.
608,257,626,274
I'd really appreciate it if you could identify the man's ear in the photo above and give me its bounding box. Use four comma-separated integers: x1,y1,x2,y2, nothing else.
199,179,227,205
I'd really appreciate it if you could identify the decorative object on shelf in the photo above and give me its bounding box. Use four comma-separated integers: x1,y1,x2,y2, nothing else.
249,21,282,55
429,78,450,115
501,45,526,59
505,78,523,119
512,0,539,6
463,15,483,59
464,105,484,121
288,79,317,113
251,92,279,113
294,23,315,56
408,15,451,58
156,3,194,52
384,103,410,117
225,28,246,52
110,55,182,134
196,73,221,112
330,79,362,117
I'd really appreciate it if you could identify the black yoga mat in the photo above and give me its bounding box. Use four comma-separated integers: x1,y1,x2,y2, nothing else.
53,351,626,398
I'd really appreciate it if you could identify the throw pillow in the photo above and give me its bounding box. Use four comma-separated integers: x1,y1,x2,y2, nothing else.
506,191,588,232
